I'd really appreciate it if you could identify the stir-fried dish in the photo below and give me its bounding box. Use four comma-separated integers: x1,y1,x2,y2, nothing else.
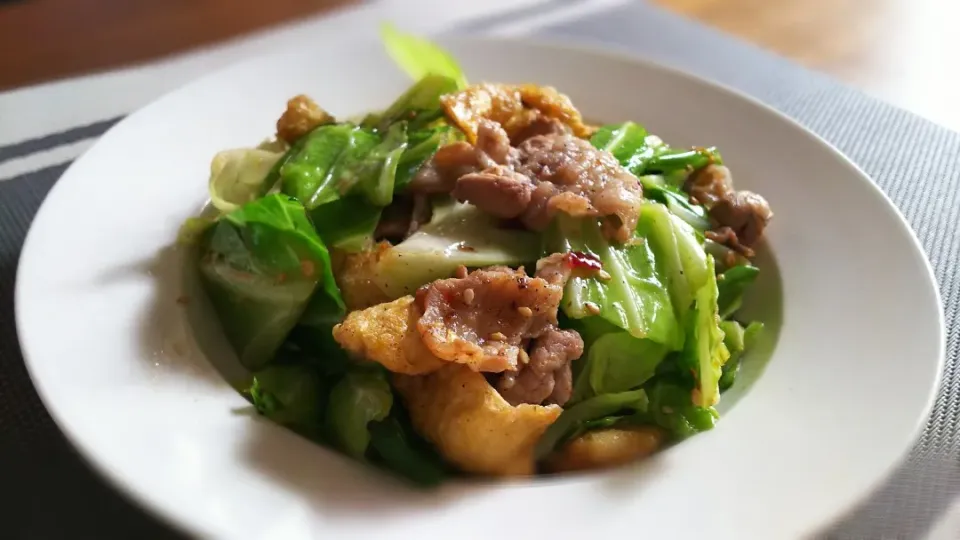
181,25,773,485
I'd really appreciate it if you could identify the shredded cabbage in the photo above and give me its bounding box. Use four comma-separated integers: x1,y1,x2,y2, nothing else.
208,148,283,213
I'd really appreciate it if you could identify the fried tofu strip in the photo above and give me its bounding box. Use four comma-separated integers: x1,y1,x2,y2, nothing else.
440,83,594,143
275,95,335,143
394,365,561,476
332,296,445,375
331,244,393,312
545,426,665,473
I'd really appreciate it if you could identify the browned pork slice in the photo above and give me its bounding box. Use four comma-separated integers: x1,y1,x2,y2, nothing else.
414,265,564,373
333,253,587,407
685,164,773,256
416,122,643,244
409,119,516,194
495,327,582,406
513,134,643,243
414,252,587,406
450,132,643,243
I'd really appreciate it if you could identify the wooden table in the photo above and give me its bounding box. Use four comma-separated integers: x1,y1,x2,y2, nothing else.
1,0,957,131
649,0,960,131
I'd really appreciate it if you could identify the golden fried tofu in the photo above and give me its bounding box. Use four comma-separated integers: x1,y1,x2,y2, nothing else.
545,426,665,473
441,83,592,143
276,94,335,143
331,244,393,311
441,83,529,144
394,365,561,476
332,296,445,375
516,84,594,138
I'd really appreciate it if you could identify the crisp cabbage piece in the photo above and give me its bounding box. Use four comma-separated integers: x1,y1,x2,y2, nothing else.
686,256,730,407
208,148,283,213
372,201,540,299
380,23,468,89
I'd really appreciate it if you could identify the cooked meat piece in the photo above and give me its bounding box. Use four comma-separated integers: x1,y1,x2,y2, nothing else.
685,163,734,207
409,120,513,195
495,328,583,406
513,134,643,242
408,142,492,194
509,115,572,145
440,83,592,143
446,133,642,243
475,118,518,165
533,250,604,287
705,226,754,258
453,166,533,219
275,95,334,144
415,265,564,373
408,194,432,236
393,364,561,476
684,164,773,251
374,198,413,241
332,295,446,375
552,359,574,405
709,190,773,247
412,251,584,404
374,194,434,243
532,251,572,287
544,426,665,473
419,116,638,242
334,252,584,382
373,218,409,242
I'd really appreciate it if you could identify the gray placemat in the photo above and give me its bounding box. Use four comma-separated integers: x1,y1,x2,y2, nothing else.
0,165,185,539
1,2,956,538
522,5,960,539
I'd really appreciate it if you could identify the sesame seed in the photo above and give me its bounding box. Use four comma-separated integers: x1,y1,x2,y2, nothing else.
463,288,475,305
518,349,530,365
490,332,507,341
596,270,612,281
585,302,601,315
455,265,468,279
517,306,533,317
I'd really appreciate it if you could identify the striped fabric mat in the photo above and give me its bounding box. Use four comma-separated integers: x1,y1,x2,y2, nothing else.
2,1,959,538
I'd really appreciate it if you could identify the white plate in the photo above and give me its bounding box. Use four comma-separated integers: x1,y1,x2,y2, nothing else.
15,36,944,540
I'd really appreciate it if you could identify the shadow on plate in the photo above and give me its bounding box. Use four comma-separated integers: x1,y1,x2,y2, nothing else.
715,241,783,414
93,244,227,386
238,407,669,517
239,415,468,516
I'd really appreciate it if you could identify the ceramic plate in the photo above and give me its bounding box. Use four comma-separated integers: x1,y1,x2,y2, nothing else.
15,36,944,539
